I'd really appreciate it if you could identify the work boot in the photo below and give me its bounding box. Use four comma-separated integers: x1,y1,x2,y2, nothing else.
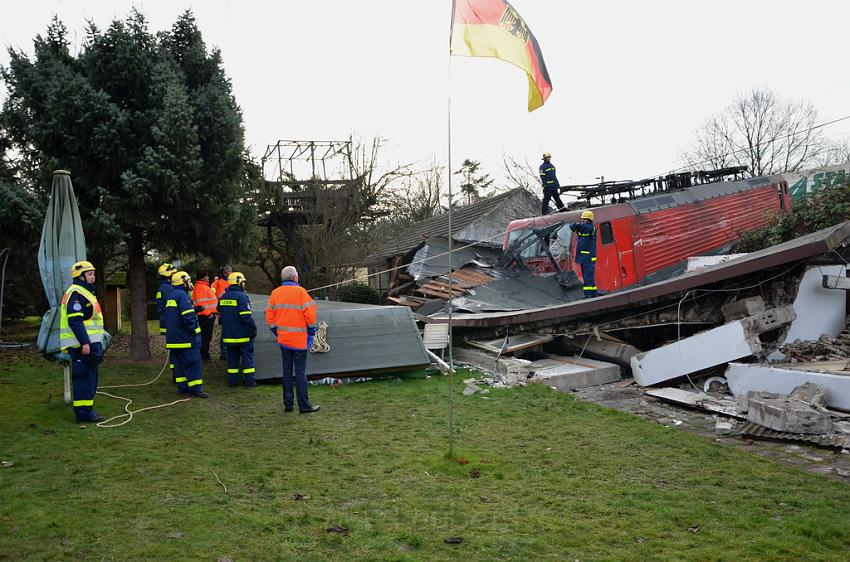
299,405,320,414
192,391,209,399
77,412,104,423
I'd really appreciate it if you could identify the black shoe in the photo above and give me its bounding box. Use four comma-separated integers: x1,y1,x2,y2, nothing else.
299,405,320,414
284,406,294,413
192,391,209,399
76,413,104,423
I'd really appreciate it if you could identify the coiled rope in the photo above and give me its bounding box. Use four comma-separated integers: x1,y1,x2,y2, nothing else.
310,321,331,353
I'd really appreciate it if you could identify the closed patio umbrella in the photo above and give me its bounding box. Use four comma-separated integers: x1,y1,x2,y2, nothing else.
37,170,87,402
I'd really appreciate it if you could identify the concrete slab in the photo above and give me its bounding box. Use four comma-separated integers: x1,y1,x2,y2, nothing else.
721,296,766,322
725,362,850,411
531,356,620,390
631,320,761,387
562,334,640,367
746,395,832,434
784,265,847,343
644,387,744,418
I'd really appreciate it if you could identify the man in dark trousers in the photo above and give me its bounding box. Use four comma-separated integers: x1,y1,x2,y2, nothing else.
265,266,320,414
539,152,565,215
218,272,257,387
156,262,177,376
569,210,598,298
192,270,218,361
164,271,208,398
60,260,107,422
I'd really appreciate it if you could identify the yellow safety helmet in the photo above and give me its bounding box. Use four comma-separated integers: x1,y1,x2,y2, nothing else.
542,152,552,159
228,272,246,285
157,262,177,277
581,210,595,221
171,271,191,287
70,260,95,279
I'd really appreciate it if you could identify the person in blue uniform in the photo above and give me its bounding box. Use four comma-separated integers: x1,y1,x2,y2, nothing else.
59,260,107,422
539,152,565,215
163,271,208,398
569,210,598,298
218,272,257,387
156,262,177,377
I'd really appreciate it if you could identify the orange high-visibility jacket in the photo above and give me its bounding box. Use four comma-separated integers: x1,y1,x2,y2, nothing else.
265,282,317,350
192,280,218,317
211,277,230,299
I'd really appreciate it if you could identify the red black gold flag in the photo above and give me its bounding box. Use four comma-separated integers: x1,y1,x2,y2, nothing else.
450,0,553,112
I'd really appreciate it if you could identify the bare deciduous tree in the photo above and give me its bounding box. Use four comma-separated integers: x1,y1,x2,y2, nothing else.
680,88,846,176
502,153,539,191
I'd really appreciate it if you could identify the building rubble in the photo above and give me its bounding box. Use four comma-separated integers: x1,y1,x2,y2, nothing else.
403,221,850,456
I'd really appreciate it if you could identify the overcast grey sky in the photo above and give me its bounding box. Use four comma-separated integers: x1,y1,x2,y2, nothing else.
3,1,849,187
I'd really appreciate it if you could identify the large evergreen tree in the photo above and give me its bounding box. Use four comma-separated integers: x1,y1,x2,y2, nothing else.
1,10,256,359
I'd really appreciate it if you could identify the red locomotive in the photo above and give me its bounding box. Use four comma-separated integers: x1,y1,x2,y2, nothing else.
502,174,790,293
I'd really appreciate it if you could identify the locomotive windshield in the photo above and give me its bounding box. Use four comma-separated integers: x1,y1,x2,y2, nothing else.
506,222,573,259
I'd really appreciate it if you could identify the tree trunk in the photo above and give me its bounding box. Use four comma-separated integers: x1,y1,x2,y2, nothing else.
128,230,151,360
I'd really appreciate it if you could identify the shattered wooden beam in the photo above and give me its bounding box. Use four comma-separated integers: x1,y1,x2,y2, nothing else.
822,275,850,290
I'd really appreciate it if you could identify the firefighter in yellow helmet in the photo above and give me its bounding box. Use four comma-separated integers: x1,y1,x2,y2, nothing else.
539,152,565,215
59,260,106,422
163,271,208,398
217,272,258,387
569,210,598,298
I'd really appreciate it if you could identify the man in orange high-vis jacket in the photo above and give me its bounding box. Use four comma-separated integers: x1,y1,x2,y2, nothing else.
192,270,218,361
265,266,320,414
211,265,232,360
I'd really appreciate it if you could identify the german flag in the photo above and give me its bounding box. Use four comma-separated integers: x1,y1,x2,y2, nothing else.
450,0,552,112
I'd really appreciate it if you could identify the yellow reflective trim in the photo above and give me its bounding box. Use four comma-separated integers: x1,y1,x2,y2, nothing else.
591,257,597,262
166,300,177,307
166,343,192,349
219,299,237,306
583,286,597,290
243,368,256,374
227,369,239,373
223,337,250,344
175,377,188,382
169,364,175,369
73,399,94,407
67,312,85,318
181,309,194,316
580,250,590,254
187,379,203,387
238,311,252,315
160,328,167,334
156,291,162,299
194,327,201,334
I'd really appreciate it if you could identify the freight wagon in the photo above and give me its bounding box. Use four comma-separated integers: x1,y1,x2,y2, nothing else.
502,175,790,293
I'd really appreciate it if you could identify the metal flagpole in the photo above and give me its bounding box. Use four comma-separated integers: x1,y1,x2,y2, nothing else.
446,0,457,458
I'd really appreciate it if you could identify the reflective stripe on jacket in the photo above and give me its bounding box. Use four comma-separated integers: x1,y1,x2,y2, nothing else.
569,222,597,264
265,282,317,350
192,280,218,317
539,161,559,190
218,285,256,344
164,286,201,349
59,283,105,350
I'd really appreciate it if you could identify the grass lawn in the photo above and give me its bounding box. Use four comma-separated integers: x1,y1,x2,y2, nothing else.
2,334,850,560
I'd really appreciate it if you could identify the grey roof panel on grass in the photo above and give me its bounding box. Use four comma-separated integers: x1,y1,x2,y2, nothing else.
250,297,429,380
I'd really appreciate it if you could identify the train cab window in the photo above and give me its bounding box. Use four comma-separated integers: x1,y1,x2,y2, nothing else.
599,222,614,245
507,228,541,259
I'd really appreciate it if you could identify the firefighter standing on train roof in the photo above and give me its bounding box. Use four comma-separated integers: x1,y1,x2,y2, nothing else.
569,210,599,298
218,272,257,387
539,152,566,215
163,271,208,398
60,260,106,422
